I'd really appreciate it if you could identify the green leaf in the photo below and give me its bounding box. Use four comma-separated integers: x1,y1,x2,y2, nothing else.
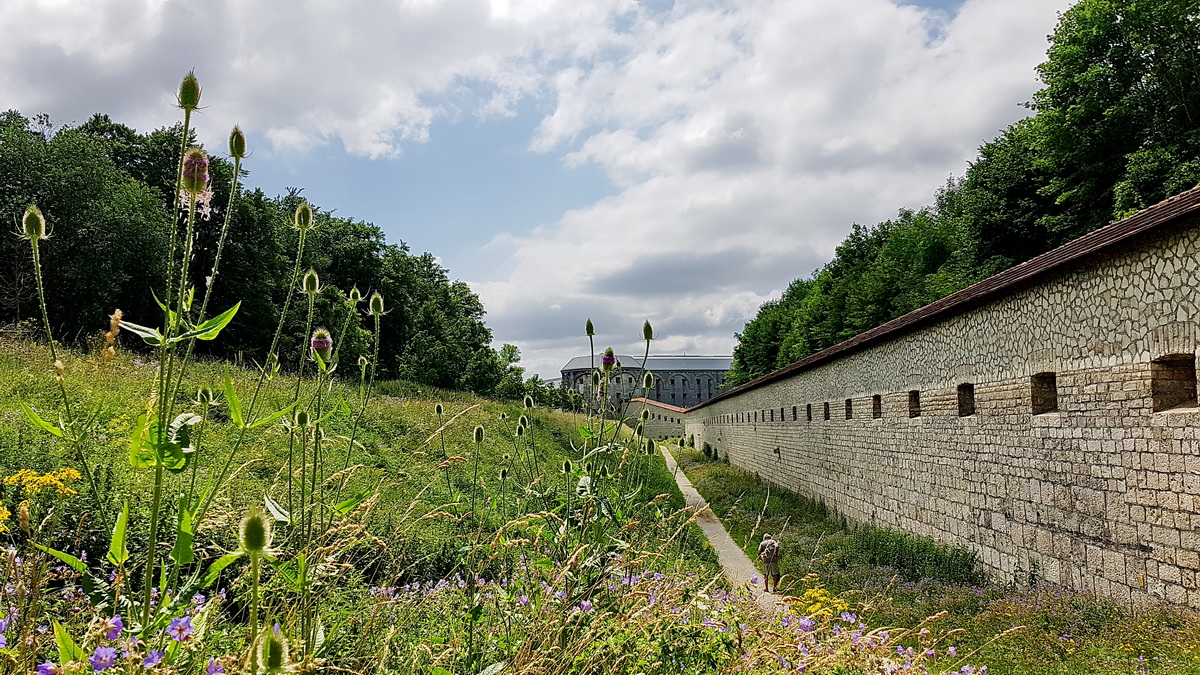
174,301,240,342
224,369,244,428
35,544,86,574
170,497,196,565
431,668,453,675
128,412,155,469
577,424,595,439
249,401,297,429
52,619,86,663
106,502,130,566
264,494,291,524
480,662,507,675
120,320,164,346
332,488,371,517
201,552,243,588
20,402,63,438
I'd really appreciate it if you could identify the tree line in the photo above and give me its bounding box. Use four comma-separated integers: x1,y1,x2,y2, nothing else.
0,110,532,397
726,0,1200,387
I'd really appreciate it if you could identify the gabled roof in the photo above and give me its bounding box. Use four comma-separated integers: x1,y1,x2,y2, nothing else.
561,354,733,372
691,184,1200,411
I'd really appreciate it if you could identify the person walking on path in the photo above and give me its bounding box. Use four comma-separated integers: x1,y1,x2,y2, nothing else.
758,534,782,593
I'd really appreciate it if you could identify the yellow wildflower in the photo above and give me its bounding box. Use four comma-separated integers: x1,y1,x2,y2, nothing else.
4,467,81,495
0,503,9,534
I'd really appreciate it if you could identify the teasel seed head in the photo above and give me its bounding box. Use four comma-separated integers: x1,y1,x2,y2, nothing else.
585,318,594,337
562,460,573,474
643,371,654,390
435,403,443,416
500,468,508,481
177,70,202,111
641,408,649,422
515,424,524,438
473,425,485,444
301,269,320,296
181,147,209,196
602,348,616,372
310,327,333,362
635,422,644,436
294,409,310,428
293,201,314,232
259,624,290,674
348,286,364,304
591,371,600,388
499,412,508,422
369,292,385,317
643,320,654,342
228,125,246,160
357,355,369,368
238,508,272,557
21,204,47,242
524,395,534,409
518,415,529,428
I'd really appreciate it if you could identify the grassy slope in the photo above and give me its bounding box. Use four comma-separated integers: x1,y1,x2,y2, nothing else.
672,446,1200,675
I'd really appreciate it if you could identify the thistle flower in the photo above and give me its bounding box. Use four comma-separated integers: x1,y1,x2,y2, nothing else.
602,348,616,372
310,328,333,362
369,292,385,317
643,320,654,341
20,205,47,242
294,201,314,232
301,269,320,296
239,508,273,557
585,318,594,337
228,125,246,159
259,624,290,674
177,70,202,111
181,147,209,196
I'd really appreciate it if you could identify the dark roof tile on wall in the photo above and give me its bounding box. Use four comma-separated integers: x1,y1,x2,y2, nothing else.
692,185,1200,411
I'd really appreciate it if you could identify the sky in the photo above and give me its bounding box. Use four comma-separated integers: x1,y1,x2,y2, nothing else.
0,0,1075,378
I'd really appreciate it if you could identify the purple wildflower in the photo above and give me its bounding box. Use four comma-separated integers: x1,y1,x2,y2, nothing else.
517,595,529,606
143,650,164,667
578,600,593,612
37,662,58,675
206,659,225,675
798,617,815,632
167,616,193,642
103,615,123,640
88,645,117,672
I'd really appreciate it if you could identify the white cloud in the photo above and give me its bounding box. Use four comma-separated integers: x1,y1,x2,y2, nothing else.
0,0,1074,380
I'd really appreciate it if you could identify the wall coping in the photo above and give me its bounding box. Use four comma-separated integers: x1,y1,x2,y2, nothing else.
630,397,687,413
692,185,1200,412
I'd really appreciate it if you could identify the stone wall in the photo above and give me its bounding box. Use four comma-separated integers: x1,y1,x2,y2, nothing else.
684,207,1200,608
630,398,685,439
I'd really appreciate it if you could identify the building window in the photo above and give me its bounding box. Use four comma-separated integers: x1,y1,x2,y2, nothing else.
958,383,976,417
806,403,812,422
908,390,921,418
1152,355,1197,412
823,402,830,420
844,398,853,419
792,405,797,421
872,394,882,419
770,409,775,422
1031,372,1057,414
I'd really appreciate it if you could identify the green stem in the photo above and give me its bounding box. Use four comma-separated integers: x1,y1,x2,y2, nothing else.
249,553,261,674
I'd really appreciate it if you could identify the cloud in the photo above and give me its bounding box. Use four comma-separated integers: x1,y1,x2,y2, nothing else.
0,0,1074,381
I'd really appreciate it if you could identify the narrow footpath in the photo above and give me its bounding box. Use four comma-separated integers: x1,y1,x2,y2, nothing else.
660,446,781,614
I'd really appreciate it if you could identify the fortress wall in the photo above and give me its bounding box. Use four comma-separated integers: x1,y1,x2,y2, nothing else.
684,211,1200,607
630,398,685,438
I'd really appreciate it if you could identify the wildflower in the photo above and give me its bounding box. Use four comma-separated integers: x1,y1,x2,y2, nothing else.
348,286,364,304
643,320,653,341
517,595,529,606
167,616,193,641
192,592,206,605
181,147,209,196
101,614,123,640
143,650,164,667
258,624,290,674
206,659,225,675
294,201,314,232
310,328,333,362
798,617,815,632
0,503,9,534
239,509,273,556
301,269,321,296
578,600,593,612
948,646,957,657
601,348,616,372
89,645,117,671
369,291,385,317
37,661,58,675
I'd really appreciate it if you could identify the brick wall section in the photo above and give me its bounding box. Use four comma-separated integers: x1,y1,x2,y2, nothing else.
630,398,686,438
685,210,1200,608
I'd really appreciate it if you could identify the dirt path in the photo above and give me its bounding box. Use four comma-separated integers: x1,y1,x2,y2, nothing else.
661,446,782,614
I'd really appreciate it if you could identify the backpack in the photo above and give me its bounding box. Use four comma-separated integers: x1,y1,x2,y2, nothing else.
761,539,779,563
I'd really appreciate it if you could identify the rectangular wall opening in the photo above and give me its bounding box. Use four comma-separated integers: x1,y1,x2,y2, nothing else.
908,390,921,418
1031,372,1059,415
845,398,853,419
823,402,830,420
1152,355,1197,412
957,383,976,417
872,394,882,419
792,405,798,421
806,404,812,422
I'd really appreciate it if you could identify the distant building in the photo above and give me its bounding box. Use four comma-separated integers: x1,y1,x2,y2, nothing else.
560,354,733,408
